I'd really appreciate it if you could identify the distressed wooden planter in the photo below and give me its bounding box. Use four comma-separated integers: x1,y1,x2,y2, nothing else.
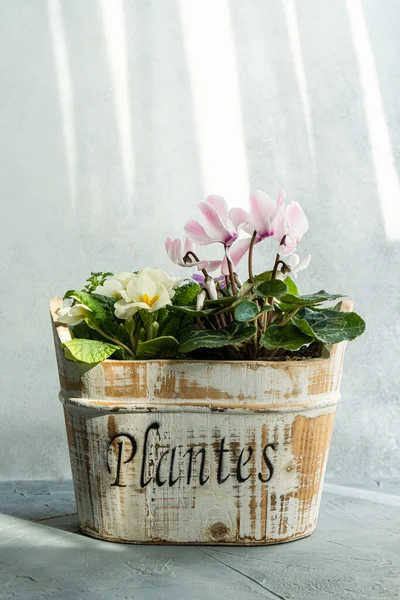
50,297,352,545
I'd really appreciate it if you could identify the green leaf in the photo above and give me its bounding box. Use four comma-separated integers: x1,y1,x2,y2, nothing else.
259,304,274,314
279,290,344,307
260,323,314,351
254,270,273,283
158,312,182,337
136,336,179,359
284,277,298,296
179,322,256,353
168,304,216,317
65,290,120,335
62,339,121,363
70,321,91,339
173,282,201,306
293,308,366,344
256,279,288,298
234,301,259,322
204,295,238,307
70,321,120,345
278,277,300,312
157,307,169,325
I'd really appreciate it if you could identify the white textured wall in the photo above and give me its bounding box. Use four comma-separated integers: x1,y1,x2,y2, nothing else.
0,0,399,479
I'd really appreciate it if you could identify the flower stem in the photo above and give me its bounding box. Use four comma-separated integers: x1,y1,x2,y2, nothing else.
253,330,258,358
184,250,209,279
266,235,291,328
218,312,228,327
196,316,206,330
271,235,289,281
147,315,154,340
279,306,302,327
248,230,257,283
205,316,217,330
226,253,238,296
129,329,136,353
271,253,281,282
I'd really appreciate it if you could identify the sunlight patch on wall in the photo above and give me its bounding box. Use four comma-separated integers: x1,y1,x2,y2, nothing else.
347,0,400,241
179,0,249,208
100,0,135,210
282,0,315,165
47,0,77,213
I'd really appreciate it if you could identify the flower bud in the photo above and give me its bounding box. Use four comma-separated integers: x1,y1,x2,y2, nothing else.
238,282,253,297
204,276,218,300
234,273,243,288
196,290,207,311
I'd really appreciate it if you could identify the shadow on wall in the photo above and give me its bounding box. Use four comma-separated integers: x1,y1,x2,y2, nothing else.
0,0,399,479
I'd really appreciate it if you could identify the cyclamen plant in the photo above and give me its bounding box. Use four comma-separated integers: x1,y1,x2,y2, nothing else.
57,189,365,363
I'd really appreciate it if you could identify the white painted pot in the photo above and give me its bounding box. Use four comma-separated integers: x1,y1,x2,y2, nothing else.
51,298,351,545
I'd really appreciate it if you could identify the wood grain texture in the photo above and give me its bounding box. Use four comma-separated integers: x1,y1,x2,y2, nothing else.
50,297,352,544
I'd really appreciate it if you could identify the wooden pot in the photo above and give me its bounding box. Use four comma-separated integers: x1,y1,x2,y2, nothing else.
50,297,352,545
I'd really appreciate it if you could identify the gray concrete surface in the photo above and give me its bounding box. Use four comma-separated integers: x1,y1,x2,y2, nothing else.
0,0,399,480
0,479,399,599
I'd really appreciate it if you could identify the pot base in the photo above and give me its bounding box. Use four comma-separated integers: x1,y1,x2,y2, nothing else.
78,525,317,546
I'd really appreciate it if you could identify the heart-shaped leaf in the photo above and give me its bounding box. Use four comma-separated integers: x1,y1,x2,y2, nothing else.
204,296,238,307
256,280,288,298
253,270,273,283
259,304,274,314
284,276,299,296
234,301,259,322
260,323,314,351
179,322,256,353
168,304,216,316
293,307,366,344
279,290,344,307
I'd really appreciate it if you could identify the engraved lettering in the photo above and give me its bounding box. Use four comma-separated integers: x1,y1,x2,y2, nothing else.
169,447,179,486
140,422,160,487
216,438,230,484
258,443,276,483
183,447,209,485
236,446,253,483
107,433,137,487
155,449,169,487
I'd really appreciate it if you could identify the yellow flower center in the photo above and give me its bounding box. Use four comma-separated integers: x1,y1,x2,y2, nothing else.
112,292,122,299
141,293,160,307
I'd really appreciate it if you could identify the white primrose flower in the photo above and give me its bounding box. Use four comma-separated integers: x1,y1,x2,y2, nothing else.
114,274,171,319
56,303,92,326
139,267,181,299
94,271,135,298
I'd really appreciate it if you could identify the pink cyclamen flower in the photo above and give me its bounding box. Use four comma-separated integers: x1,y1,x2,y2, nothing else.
220,189,287,275
245,189,287,242
165,236,221,272
278,200,309,256
245,189,308,256
184,195,248,247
